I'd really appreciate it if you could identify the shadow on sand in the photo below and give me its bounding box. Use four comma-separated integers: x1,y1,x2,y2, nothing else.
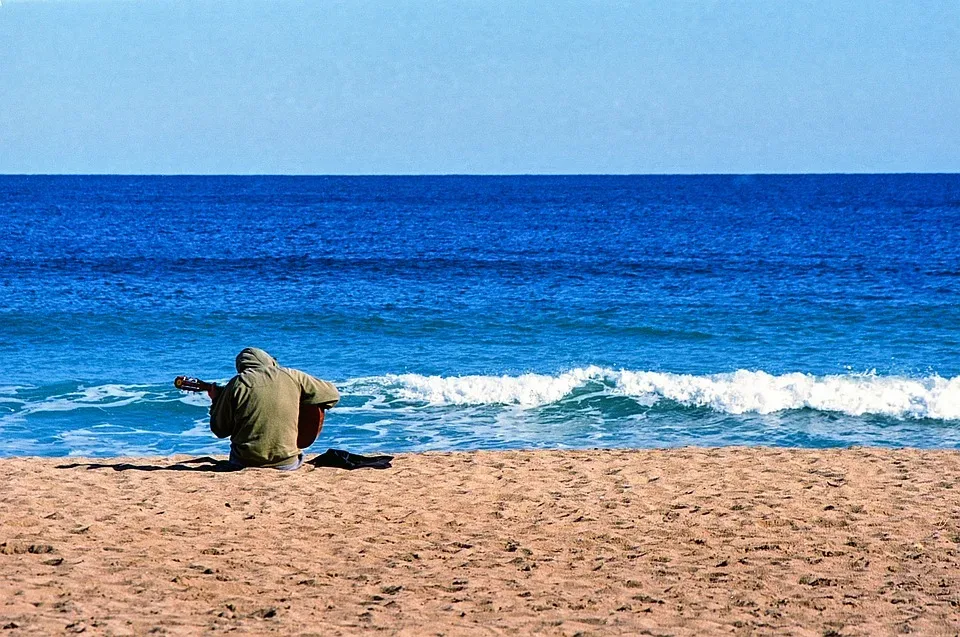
57,450,395,472
56,456,239,472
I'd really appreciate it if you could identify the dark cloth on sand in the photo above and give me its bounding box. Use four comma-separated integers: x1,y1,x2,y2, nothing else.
309,449,394,470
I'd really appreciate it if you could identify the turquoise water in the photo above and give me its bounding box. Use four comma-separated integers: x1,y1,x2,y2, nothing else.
2,174,960,456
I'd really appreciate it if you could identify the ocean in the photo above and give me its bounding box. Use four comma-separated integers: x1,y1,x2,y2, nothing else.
2,174,959,457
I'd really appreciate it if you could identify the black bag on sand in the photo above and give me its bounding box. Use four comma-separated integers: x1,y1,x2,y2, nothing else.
308,448,394,470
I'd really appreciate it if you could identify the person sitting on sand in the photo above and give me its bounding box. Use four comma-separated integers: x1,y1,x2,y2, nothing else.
208,347,340,471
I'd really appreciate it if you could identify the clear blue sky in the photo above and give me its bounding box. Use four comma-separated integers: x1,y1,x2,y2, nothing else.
1,0,958,174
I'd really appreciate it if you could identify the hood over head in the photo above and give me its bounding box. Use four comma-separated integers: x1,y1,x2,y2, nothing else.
235,347,279,373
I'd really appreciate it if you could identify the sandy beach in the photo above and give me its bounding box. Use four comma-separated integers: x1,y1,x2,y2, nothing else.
2,447,960,636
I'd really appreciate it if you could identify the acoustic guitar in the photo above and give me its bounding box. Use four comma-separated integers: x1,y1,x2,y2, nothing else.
174,376,324,449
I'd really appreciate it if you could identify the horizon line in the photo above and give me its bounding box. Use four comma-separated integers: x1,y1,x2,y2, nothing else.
1,171,959,178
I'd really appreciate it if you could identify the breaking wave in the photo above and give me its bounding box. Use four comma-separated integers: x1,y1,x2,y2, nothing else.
4,368,960,458
4,369,960,424
346,367,960,420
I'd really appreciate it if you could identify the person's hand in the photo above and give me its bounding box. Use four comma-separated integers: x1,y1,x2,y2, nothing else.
207,386,219,401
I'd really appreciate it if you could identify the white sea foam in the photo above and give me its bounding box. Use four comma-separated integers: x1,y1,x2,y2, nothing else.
382,366,607,407
346,368,960,420
181,418,213,438
0,385,159,427
23,385,150,414
178,393,211,407
5,371,960,433
612,370,960,419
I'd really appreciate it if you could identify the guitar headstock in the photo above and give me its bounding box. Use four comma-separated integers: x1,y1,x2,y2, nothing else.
174,376,211,392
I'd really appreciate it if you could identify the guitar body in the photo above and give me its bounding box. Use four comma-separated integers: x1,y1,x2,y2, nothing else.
297,404,325,449
175,376,325,450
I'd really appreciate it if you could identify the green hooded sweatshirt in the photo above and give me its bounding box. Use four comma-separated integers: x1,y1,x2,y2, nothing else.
209,347,340,468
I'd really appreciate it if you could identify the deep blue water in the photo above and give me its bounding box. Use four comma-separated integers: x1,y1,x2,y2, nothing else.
2,174,960,456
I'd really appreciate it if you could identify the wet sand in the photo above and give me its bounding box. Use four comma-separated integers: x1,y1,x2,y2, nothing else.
2,447,960,635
